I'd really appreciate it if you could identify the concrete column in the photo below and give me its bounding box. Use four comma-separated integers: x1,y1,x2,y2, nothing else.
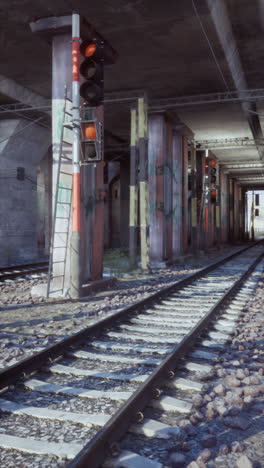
215,162,221,247
165,119,173,262
190,144,198,252
196,150,204,250
148,112,166,267
82,105,105,282
229,177,234,242
138,96,149,270
182,136,189,254
172,131,183,259
238,186,243,241
0,119,50,266
120,158,130,248
233,181,240,241
129,103,139,268
51,33,73,295
220,168,229,244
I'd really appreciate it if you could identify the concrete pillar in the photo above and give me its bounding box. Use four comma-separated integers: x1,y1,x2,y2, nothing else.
220,168,229,244
148,112,166,267
229,177,234,242
233,181,240,241
82,106,105,282
0,118,50,266
182,136,189,254
190,144,198,252
138,96,149,270
37,148,52,257
215,162,221,247
51,33,73,294
171,131,183,259
238,186,243,241
129,103,139,268
120,158,130,248
164,119,173,262
196,150,204,250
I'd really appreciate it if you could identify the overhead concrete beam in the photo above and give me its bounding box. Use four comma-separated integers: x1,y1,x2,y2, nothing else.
206,0,264,159
0,74,47,107
258,0,264,31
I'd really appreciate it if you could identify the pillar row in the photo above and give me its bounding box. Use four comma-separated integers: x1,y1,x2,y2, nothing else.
147,112,190,267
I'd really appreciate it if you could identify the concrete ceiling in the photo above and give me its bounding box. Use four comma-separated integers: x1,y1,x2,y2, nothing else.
0,0,264,187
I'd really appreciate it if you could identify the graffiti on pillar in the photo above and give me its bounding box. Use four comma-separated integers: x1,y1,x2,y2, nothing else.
149,162,179,182
84,189,107,216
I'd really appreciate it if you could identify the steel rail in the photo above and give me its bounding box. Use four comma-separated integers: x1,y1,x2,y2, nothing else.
68,247,264,468
0,262,48,281
0,241,261,389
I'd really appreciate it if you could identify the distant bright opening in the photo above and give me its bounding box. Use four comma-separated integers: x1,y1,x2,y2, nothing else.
245,190,264,240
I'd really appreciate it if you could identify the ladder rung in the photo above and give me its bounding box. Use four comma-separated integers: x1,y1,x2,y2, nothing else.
53,246,67,249
58,186,72,190
62,140,72,145
57,201,71,205
61,156,72,161
63,123,73,129
65,111,72,116
60,171,72,176
55,231,68,234
52,274,64,277
56,216,69,219
52,262,65,265
49,289,63,293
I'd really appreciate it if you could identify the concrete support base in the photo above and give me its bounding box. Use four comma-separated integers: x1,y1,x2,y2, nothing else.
31,277,116,299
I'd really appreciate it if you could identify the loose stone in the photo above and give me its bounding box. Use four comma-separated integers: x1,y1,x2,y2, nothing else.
224,415,251,430
187,462,200,468
169,452,186,468
225,376,241,387
192,395,204,408
200,434,217,448
231,441,246,453
198,449,211,462
213,384,226,396
236,455,253,468
218,444,229,455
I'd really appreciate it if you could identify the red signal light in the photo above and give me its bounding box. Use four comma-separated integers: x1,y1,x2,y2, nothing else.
211,160,217,167
84,124,97,140
84,43,97,57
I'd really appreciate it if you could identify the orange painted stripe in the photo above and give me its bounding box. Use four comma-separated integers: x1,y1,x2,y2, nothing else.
72,172,81,232
72,38,80,82
205,206,209,231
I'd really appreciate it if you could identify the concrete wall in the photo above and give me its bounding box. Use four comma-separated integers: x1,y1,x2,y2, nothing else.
0,118,50,265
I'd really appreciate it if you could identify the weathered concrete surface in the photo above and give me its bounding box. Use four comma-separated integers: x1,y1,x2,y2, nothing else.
0,118,50,265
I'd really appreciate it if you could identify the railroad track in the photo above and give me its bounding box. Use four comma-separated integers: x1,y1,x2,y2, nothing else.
0,262,48,282
0,243,263,467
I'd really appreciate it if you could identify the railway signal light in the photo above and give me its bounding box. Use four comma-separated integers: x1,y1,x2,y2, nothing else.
81,120,102,162
16,167,25,181
210,160,217,184
211,188,217,204
79,39,104,106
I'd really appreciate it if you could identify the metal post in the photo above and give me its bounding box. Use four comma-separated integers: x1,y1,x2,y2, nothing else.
129,102,139,269
190,143,198,252
138,96,149,271
70,13,81,298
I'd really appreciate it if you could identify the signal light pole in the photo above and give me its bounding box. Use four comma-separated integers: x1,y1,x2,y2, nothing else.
70,12,82,298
